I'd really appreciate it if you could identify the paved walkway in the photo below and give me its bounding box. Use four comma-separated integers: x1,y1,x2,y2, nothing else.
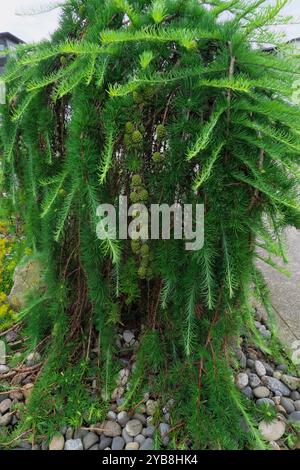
258,227,300,349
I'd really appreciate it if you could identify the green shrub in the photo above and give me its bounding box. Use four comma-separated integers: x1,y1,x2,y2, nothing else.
0,0,299,449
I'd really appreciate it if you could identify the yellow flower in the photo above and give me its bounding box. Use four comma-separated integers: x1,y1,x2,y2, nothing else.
7,261,16,271
0,304,9,317
0,292,7,302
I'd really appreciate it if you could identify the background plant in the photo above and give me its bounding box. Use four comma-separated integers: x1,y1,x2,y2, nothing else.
0,0,300,449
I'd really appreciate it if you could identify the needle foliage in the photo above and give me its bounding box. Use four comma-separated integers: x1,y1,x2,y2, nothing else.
1,0,300,449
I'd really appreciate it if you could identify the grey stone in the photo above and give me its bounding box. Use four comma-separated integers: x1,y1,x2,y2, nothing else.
0,413,12,426
0,398,11,414
102,420,122,437
65,427,74,440
256,398,275,407
8,258,47,311
125,442,139,450
146,399,158,416
83,432,99,450
262,376,291,396
74,428,88,440
248,373,261,388
122,428,133,443
255,361,266,377
260,326,271,338
125,419,143,437
0,365,9,374
5,330,18,343
140,438,154,450
246,359,255,369
89,444,99,450
253,386,270,398
294,400,300,411
133,413,147,425
159,423,169,446
111,436,125,450
134,434,145,444
0,393,9,403
259,419,286,442
288,411,300,423
144,424,155,437
159,423,169,436
280,397,295,414
64,439,83,450
281,375,300,391
49,434,65,450
241,386,253,399
123,330,134,343
26,352,41,367
107,411,117,421
117,411,129,427
291,391,300,401
263,362,274,376
239,351,247,368
236,373,249,389
99,437,112,450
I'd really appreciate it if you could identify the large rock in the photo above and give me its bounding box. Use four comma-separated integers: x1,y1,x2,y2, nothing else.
49,434,65,451
288,411,300,423
0,398,11,414
102,420,122,437
8,258,47,311
140,438,154,450
236,373,248,389
0,413,13,426
254,361,266,377
259,419,286,441
281,375,300,391
83,432,99,450
262,376,291,396
125,419,143,437
253,387,269,398
111,436,125,450
64,439,83,450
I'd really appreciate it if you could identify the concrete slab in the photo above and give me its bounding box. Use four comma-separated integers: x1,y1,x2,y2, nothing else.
257,227,300,349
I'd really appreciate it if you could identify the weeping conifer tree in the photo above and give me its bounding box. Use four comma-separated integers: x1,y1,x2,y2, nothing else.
1,0,300,449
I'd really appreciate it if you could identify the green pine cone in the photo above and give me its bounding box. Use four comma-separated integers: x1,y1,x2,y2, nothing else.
152,152,162,163
131,174,142,186
125,121,134,134
130,191,139,203
132,130,143,144
138,266,147,278
140,244,150,256
131,240,141,253
156,124,166,139
139,189,149,202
